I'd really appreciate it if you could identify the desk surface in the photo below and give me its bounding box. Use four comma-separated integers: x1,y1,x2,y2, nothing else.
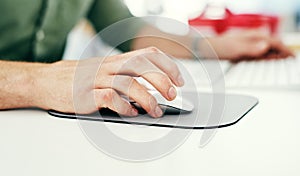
2,29,300,175
0,88,300,176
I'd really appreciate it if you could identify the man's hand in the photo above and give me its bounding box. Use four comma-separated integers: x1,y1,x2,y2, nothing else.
201,30,294,61
30,47,184,118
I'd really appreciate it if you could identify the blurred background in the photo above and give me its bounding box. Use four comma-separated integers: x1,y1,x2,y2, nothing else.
65,0,300,59
64,0,300,88
124,0,300,33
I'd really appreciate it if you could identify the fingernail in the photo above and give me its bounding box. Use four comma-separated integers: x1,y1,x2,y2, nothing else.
168,86,177,100
177,74,185,86
256,41,268,50
131,108,138,116
154,106,163,117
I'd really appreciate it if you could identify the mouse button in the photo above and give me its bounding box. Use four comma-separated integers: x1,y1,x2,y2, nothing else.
181,100,194,111
149,91,167,104
150,90,186,108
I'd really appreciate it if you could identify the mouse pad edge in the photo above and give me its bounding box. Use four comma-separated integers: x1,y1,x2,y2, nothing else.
47,93,259,129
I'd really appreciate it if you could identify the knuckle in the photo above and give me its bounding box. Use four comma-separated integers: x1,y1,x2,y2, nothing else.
123,77,135,91
146,46,160,53
123,76,134,85
159,73,171,84
114,76,133,88
112,54,123,61
131,55,147,65
101,89,115,101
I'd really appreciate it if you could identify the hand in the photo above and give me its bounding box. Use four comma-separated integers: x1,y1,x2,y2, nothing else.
201,30,294,61
31,47,184,118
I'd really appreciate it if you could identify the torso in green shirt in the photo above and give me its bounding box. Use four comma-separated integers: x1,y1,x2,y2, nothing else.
0,0,140,63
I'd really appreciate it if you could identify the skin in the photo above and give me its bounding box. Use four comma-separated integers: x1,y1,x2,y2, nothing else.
204,30,295,61
0,47,183,118
0,27,294,118
132,27,294,60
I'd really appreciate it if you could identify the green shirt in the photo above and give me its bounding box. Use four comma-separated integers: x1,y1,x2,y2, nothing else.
0,0,143,63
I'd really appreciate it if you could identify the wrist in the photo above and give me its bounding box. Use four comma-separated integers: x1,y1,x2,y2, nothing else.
29,60,77,110
192,36,202,60
25,62,53,108
198,37,221,59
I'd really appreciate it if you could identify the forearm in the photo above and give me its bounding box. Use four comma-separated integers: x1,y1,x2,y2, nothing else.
131,25,194,59
133,26,294,61
131,24,216,59
0,61,47,109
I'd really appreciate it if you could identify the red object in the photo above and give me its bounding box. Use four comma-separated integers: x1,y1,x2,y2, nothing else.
188,8,279,35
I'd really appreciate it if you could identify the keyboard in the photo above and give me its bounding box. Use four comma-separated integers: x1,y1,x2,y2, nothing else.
176,56,300,89
225,57,300,88
175,59,230,88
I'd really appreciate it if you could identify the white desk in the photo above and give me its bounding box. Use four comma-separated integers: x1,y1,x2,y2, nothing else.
2,27,300,175
1,88,300,176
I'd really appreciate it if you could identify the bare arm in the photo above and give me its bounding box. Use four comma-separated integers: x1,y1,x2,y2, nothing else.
131,24,196,59
0,47,184,118
132,25,294,60
0,61,46,109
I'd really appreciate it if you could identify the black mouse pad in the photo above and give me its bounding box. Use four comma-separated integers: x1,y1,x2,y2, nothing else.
48,92,258,129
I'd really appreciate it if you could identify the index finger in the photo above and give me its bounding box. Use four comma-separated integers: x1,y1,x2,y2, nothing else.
144,49,185,87
117,47,185,87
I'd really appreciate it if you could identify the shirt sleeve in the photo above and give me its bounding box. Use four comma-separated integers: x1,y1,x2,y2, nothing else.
87,0,145,52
